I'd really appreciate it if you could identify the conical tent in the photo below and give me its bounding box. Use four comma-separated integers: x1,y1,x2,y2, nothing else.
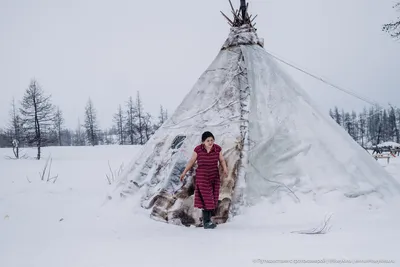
114,2,400,227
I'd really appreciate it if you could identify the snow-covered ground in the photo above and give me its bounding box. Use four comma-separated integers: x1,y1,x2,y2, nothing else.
1,146,399,267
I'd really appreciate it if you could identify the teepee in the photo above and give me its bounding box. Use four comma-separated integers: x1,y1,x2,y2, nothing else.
114,0,400,227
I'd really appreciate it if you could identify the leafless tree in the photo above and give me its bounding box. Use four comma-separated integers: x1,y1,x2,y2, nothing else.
0,130,9,147
20,79,55,160
54,106,64,146
383,3,400,39
7,98,23,158
142,112,154,142
154,105,168,131
123,92,159,145
73,118,86,146
113,104,125,145
125,96,136,145
84,98,99,146
135,91,145,145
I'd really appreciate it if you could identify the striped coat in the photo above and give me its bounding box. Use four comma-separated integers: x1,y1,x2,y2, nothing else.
193,144,221,210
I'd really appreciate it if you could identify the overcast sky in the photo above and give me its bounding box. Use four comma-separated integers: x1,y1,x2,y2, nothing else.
1,0,399,130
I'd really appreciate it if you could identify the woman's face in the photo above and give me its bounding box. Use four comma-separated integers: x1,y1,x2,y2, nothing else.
203,137,214,148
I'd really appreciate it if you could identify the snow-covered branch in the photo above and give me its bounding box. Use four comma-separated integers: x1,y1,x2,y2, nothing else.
291,213,333,235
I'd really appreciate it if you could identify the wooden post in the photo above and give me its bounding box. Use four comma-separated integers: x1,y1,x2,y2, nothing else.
240,0,247,21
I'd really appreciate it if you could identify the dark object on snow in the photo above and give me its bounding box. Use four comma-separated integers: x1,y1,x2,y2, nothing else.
202,210,217,229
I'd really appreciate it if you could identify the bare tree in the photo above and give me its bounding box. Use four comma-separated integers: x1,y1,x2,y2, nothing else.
54,106,64,146
135,91,145,145
383,3,400,39
333,106,341,126
7,98,23,158
84,98,99,146
0,129,9,148
125,96,136,145
113,104,125,145
61,129,73,146
350,110,358,141
20,79,55,160
388,106,399,143
73,118,86,146
154,105,168,131
142,112,154,142
358,108,367,147
159,105,167,125
123,92,155,145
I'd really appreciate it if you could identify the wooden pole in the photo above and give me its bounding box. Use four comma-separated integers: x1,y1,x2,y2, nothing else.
221,0,257,28
229,0,236,14
221,11,234,26
240,0,247,21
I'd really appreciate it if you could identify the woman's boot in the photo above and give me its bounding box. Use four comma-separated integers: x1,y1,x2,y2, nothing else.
202,210,217,229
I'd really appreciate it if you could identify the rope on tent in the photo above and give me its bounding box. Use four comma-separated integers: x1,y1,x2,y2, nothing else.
264,50,381,107
264,49,394,123
264,50,399,147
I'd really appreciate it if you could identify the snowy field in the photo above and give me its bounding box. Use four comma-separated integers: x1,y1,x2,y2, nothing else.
1,146,399,267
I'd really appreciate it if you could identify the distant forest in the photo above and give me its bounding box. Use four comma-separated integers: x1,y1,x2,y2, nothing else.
0,79,168,158
1,80,399,157
329,105,400,147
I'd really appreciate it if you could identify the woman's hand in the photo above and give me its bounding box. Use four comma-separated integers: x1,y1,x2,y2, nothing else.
223,169,228,178
180,172,186,181
180,152,197,182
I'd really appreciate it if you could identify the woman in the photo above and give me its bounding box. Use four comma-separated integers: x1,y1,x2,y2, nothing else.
180,131,228,229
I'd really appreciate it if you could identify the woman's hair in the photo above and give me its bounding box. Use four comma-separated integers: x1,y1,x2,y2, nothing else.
202,131,215,142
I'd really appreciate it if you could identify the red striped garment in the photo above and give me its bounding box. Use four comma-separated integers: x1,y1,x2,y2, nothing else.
193,143,221,210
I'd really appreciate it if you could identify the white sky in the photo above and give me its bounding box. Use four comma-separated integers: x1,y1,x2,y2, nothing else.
1,0,399,130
